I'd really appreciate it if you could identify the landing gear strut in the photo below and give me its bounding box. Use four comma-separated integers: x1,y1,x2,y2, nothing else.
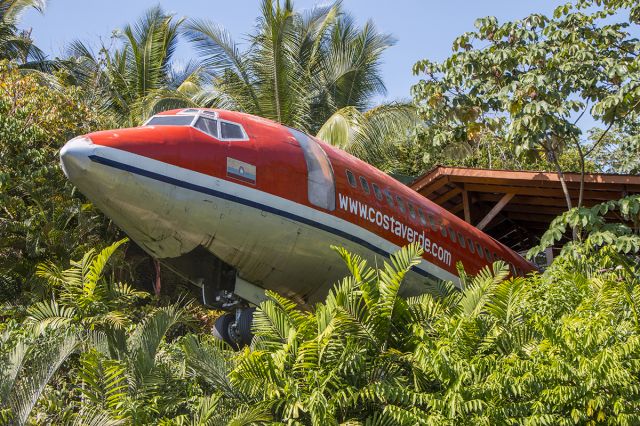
212,308,255,348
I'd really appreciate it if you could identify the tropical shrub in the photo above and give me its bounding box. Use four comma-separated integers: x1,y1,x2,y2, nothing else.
3,227,640,424
0,61,113,303
411,0,640,202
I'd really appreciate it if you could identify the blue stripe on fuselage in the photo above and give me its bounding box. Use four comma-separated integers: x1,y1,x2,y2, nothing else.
88,154,440,282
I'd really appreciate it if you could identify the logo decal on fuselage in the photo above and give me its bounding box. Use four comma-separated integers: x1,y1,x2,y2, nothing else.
337,193,453,267
227,158,256,184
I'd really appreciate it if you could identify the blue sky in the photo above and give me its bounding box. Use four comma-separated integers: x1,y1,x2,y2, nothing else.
21,0,568,103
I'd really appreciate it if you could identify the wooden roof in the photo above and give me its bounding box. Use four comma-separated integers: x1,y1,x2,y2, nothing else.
410,166,640,252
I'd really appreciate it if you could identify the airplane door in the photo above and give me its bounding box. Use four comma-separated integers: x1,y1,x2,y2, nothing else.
287,128,336,211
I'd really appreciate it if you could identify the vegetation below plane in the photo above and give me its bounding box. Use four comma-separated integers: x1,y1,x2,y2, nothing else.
60,108,536,346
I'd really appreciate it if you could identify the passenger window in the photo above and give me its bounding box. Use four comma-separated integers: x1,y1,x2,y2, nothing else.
467,238,475,253
476,242,484,258
194,116,219,138
346,170,357,187
372,183,383,200
448,227,456,242
359,176,370,194
384,189,394,207
429,215,438,231
408,202,417,219
458,232,466,248
484,248,492,261
220,121,245,139
396,196,406,213
418,208,427,226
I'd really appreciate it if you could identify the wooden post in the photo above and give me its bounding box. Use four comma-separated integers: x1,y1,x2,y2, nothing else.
476,193,515,230
462,189,471,223
153,258,161,297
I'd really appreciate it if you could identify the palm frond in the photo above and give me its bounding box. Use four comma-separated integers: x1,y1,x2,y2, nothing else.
85,238,128,297
0,0,46,25
26,299,76,333
72,407,124,426
128,304,185,386
78,349,128,413
182,335,241,399
8,332,78,426
458,261,510,319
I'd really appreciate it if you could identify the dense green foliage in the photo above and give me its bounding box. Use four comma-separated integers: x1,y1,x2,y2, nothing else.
3,236,640,425
0,61,114,303
411,0,640,203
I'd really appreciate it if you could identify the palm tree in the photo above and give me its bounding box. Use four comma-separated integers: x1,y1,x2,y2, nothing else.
0,330,78,425
223,244,424,424
79,304,187,424
0,0,47,65
27,238,148,338
223,243,544,424
181,0,417,170
66,6,202,127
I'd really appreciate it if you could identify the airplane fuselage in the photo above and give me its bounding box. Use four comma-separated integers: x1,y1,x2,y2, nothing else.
61,108,535,308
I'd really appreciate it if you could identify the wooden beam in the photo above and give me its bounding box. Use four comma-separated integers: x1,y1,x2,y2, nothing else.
476,193,571,206
451,203,465,214
501,204,567,216
461,189,471,223
463,183,623,201
410,166,640,187
414,176,451,196
476,193,514,230
505,211,562,223
432,187,462,205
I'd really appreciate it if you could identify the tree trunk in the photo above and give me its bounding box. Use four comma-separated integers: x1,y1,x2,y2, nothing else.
575,141,586,209
549,148,573,210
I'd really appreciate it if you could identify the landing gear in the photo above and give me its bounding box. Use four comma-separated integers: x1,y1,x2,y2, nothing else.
212,308,255,348
159,247,263,348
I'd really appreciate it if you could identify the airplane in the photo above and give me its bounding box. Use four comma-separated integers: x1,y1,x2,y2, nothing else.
60,108,536,347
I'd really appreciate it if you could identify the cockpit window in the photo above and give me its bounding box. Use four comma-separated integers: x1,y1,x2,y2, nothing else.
144,111,248,141
195,116,219,138
146,115,195,126
221,121,245,139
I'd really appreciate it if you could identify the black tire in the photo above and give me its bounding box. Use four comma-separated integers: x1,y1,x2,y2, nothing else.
236,308,255,347
212,313,235,347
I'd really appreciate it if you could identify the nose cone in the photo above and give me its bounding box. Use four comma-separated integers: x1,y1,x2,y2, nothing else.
60,136,95,183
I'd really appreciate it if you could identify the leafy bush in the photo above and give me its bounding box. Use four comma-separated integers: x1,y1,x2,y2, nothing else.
6,237,640,425
0,61,114,303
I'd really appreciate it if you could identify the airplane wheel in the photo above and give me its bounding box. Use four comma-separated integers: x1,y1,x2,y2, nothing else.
212,313,236,348
236,308,255,346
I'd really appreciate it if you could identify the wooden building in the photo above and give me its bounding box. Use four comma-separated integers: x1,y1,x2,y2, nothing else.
410,166,640,254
